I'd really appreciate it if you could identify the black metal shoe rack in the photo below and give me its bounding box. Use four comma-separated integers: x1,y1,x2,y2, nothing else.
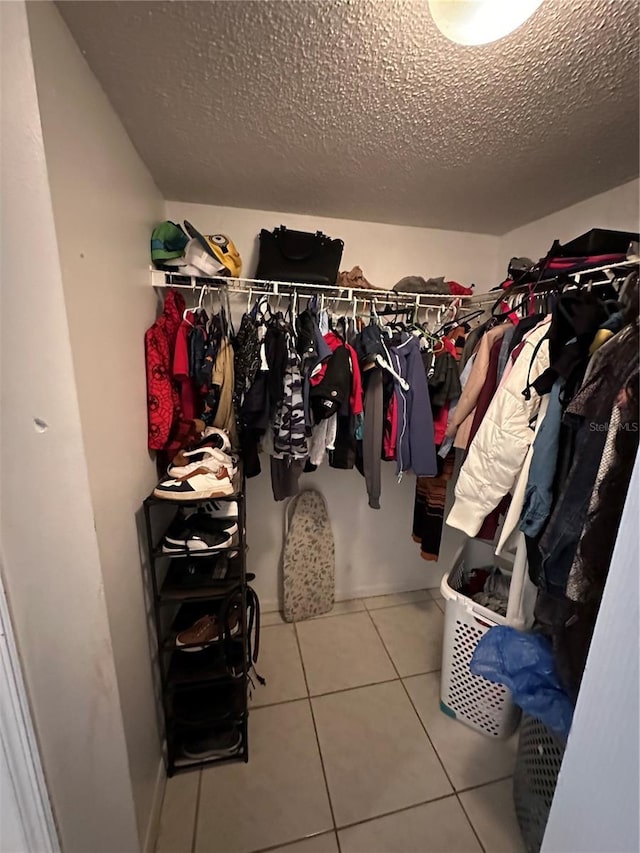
142,475,250,776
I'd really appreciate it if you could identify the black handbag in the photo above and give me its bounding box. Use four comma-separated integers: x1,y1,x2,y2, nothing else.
254,225,344,286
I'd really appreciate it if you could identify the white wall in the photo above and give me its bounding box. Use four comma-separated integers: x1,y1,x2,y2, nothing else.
164,201,489,607
27,1,165,846
500,178,639,263
542,458,639,853
165,201,501,292
0,3,140,850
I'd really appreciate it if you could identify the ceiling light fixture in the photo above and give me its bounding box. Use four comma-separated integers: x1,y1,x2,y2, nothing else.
428,0,543,46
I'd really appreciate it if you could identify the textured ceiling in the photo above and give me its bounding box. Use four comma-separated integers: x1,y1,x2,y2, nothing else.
56,0,639,234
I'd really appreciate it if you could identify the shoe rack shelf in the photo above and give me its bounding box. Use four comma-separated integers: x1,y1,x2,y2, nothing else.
142,483,251,776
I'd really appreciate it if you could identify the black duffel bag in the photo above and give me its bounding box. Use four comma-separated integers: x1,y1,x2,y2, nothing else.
254,225,344,286
546,228,639,258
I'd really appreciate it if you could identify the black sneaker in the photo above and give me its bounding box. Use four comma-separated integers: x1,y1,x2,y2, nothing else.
182,726,242,759
162,529,233,556
162,513,236,555
173,557,229,588
164,513,237,543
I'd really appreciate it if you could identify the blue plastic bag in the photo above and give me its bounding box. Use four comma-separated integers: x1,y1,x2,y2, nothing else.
470,626,574,739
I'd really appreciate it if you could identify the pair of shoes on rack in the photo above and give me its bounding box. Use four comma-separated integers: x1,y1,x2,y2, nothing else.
162,510,238,555
182,725,242,760
170,426,231,471
176,601,242,652
154,445,238,501
170,555,237,588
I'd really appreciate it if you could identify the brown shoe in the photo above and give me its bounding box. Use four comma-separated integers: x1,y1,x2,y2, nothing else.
175,605,242,652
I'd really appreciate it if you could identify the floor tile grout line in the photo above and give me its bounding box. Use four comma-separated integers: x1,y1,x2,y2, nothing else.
366,609,460,796
251,830,337,853
262,592,443,622
456,792,487,853
252,674,417,710
393,662,489,853
333,788,482,833
456,773,514,796
189,770,203,853
292,622,342,853
250,779,511,853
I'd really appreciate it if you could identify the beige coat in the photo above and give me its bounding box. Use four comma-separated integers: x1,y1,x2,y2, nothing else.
450,324,508,450
212,337,239,450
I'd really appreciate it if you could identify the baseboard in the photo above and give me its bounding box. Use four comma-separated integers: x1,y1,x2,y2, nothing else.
261,578,442,614
143,758,166,853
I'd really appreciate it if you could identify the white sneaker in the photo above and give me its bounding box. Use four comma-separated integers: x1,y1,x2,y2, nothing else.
154,463,236,501
168,447,237,479
201,499,239,519
202,427,231,453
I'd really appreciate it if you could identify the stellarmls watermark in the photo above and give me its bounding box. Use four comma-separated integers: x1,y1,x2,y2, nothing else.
588,421,639,432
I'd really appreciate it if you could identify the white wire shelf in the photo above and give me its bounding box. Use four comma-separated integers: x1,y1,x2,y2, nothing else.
150,269,471,310
465,258,639,307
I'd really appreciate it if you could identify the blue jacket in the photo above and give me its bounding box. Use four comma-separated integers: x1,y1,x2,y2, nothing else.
390,335,437,477
519,377,563,537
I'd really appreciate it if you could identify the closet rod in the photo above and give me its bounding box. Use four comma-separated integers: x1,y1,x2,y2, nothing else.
150,269,469,309
466,259,639,307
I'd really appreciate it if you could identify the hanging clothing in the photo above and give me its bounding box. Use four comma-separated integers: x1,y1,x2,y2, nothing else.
496,325,516,383
270,456,305,501
439,354,475,459
412,451,455,561
447,318,551,538
532,293,607,396
469,337,511,542
361,367,384,509
309,414,338,467
536,322,638,596
173,314,198,421
565,402,621,602
145,289,185,451
212,337,238,449
233,313,261,406
491,392,551,557
310,345,351,422
448,324,508,450
389,334,437,478
272,332,308,460
428,347,461,410
519,378,564,538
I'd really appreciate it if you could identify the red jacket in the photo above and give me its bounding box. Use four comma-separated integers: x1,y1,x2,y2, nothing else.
145,289,185,450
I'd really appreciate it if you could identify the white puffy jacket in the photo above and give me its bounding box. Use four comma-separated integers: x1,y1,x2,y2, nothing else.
446,319,551,538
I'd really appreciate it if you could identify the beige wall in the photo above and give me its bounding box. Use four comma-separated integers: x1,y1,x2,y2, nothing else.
164,200,502,292
163,201,501,606
27,1,164,846
0,3,140,850
499,178,639,264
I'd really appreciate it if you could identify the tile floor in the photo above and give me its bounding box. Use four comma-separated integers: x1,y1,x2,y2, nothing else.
156,592,525,853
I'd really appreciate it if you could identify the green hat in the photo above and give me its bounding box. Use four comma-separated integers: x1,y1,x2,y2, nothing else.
151,221,189,262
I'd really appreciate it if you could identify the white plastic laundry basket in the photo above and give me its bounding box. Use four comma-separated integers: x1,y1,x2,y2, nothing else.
440,534,533,739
